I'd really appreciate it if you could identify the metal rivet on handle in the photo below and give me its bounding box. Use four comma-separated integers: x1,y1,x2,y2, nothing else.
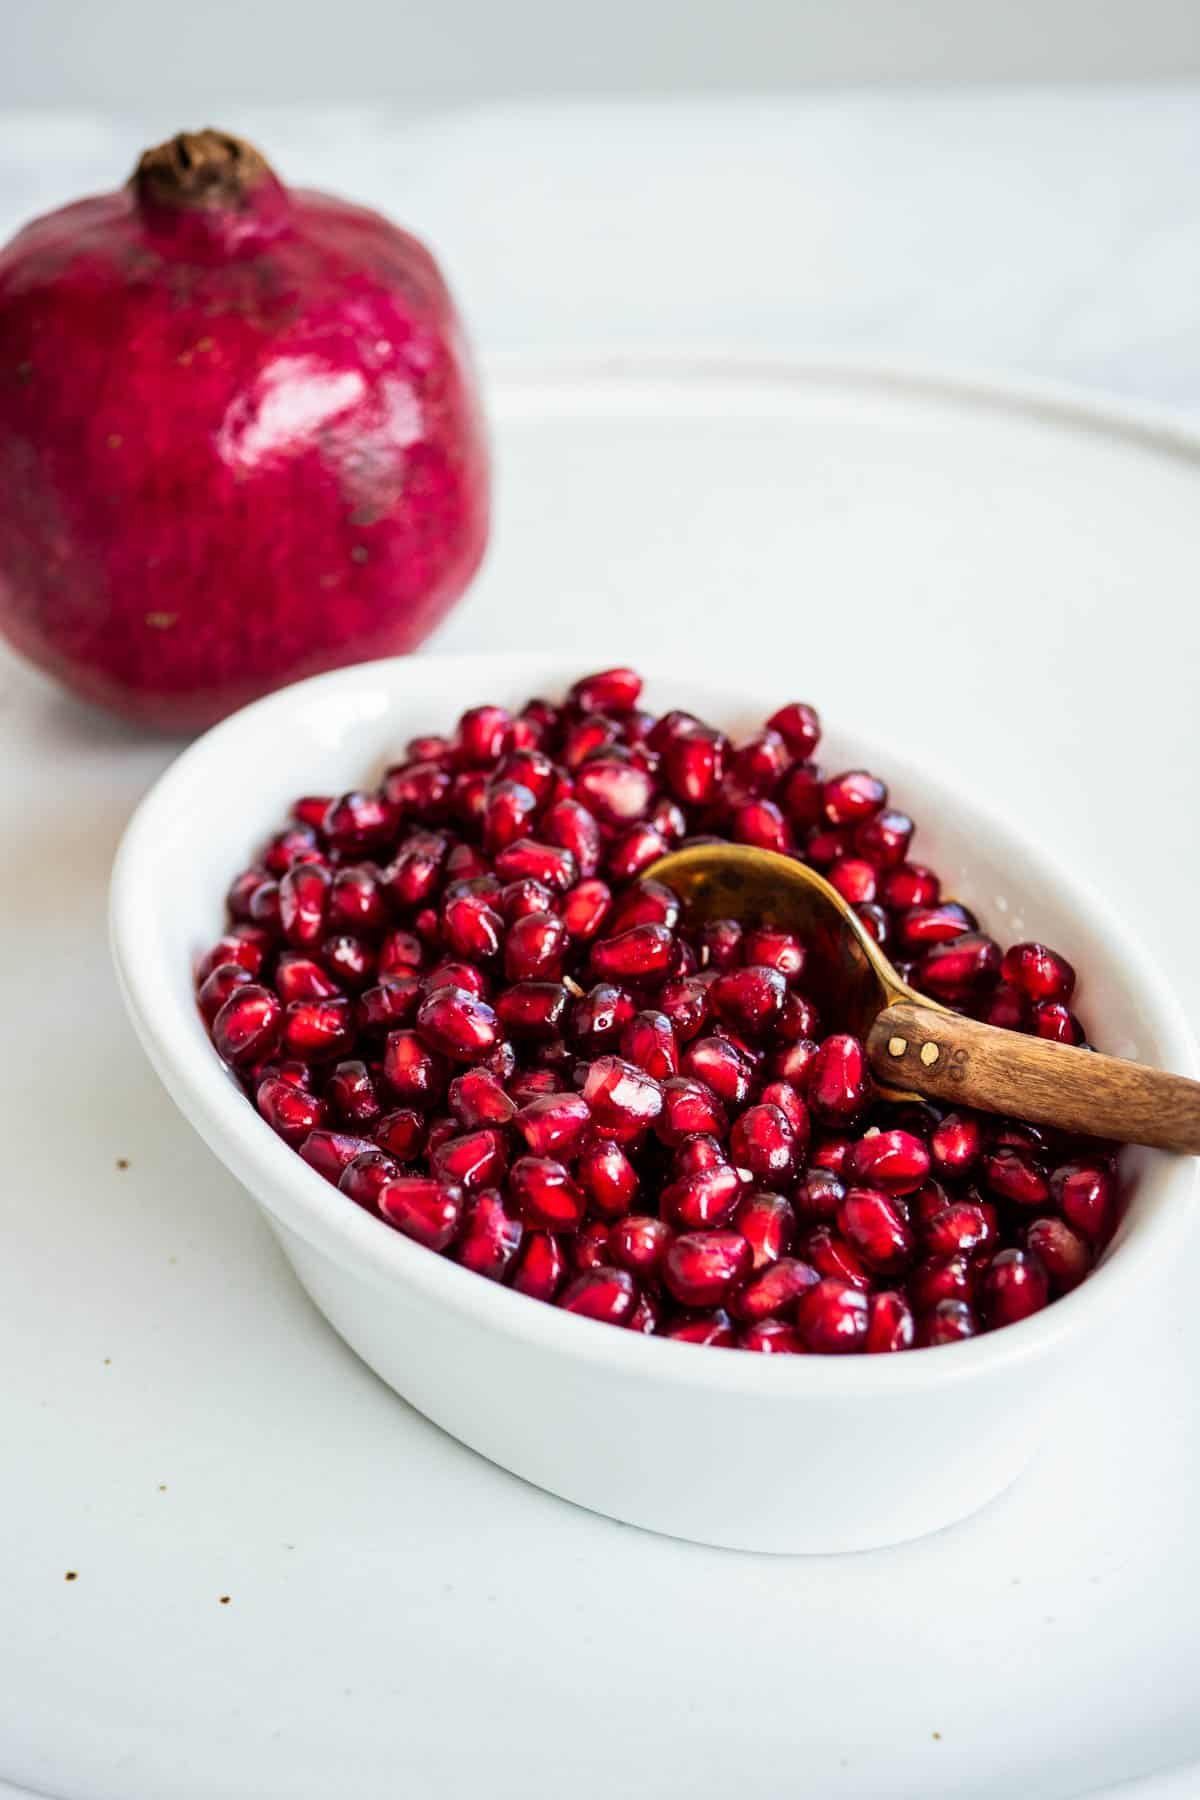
887,1036,907,1057
920,1042,940,1066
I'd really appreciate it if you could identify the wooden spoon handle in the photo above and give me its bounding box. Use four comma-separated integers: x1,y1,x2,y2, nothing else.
867,1002,1200,1153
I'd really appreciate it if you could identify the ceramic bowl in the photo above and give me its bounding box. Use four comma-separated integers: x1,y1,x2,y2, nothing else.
110,654,1198,1553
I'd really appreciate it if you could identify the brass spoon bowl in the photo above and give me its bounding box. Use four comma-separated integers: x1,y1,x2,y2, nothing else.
646,843,1200,1153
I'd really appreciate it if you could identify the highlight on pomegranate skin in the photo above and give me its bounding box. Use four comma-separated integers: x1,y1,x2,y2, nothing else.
197,670,1119,1353
0,130,489,730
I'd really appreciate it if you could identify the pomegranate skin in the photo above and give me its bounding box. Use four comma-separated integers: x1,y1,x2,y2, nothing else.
0,130,489,729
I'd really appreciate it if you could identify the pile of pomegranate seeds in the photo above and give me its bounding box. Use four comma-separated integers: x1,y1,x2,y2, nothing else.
198,669,1120,1354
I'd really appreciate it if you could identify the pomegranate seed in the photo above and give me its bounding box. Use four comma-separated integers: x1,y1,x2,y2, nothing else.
768,1038,820,1086
509,1156,586,1230
661,722,726,807
930,1112,982,1177
517,1092,591,1158
732,1257,819,1325
1050,1162,1115,1242
384,831,450,909
425,957,489,999
326,1058,380,1127
741,1320,806,1353
793,1166,845,1223
198,961,254,1024
734,1189,796,1267
357,977,421,1036
338,1148,401,1211
563,714,618,770
663,1231,752,1308
591,924,674,983
446,1067,515,1129
741,929,805,981
986,983,1028,1030
917,1300,978,1345
796,1278,869,1353
426,1114,459,1156
441,893,503,963
807,1034,870,1123
895,902,977,950
455,704,511,767
322,790,392,853
730,1104,797,1182
278,862,330,949
847,1128,930,1194
828,858,878,905
619,1009,679,1080
1032,1002,1085,1045
211,985,282,1067
378,929,425,977
378,1176,464,1250
568,667,643,714
575,753,655,824
766,701,821,758
656,975,712,1043
561,879,613,941
710,964,786,1038
683,1036,755,1106
1001,941,1076,1004
923,1201,996,1258
673,1132,725,1176
732,800,793,854
197,931,268,982
299,1129,376,1184
880,863,940,909
866,1291,915,1352
908,1254,974,1313
779,762,824,830
374,1108,426,1159
383,1030,446,1105
982,1146,1050,1209
416,986,499,1060
854,808,913,868
478,780,536,855
822,770,886,825
1025,1216,1092,1292
917,931,1003,998
497,878,553,923
321,933,375,990
980,1248,1049,1327
493,839,578,894
281,997,353,1062
256,1076,325,1146
649,797,688,841
433,1128,508,1191
581,1055,664,1139
608,1215,672,1279
661,1163,742,1229
662,1309,738,1346
656,1076,728,1143
227,867,271,920
495,981,569,1038
606,879,681,936
569,983,636,1052
576,1139,639,1219
384,760,453,820
329,866,387,935
511,1230,569,1301
803,1225,871,1289
837,1188,913,1273
453,1189,523,1280
730,729,790,795
558,1267,639,1326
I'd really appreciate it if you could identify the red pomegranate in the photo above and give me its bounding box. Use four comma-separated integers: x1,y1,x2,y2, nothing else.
0,130,489,729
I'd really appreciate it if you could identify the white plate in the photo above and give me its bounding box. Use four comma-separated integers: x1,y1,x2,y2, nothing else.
1,353,1198,1799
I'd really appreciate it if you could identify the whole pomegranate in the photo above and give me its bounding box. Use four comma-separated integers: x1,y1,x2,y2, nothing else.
0,130,489,729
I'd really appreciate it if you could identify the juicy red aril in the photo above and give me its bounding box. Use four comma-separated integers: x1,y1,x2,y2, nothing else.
740,1320,806,1353
663,1231,752,1308
448,1067,516,1128
982,1146,1050,1209
327,1059,381,1127
917,932,1002,997
880,863,940,909
198,961,254,1024
662,1309,738,1346
608,1215,672,1278
866,1291,915,1352
542,798,601,877
495,981,569,1038
742,929,805,981
822,770,886,825
731,800,793,854
416,986,499,1060
780,762,823,831
299,1129,376,1185
605,824,669,882
384,831,450,908
606,879,681,936
453,1190,523,1280
734,1189,796,1268
796,1278,869,1353
425,958,488,999
212,985,282,1067
837,1189,913,1274
561,879,613,941
383,1030,445,1104
378,1176,463,1250
980,1248,1049,1327
1032,1002,1085,1045
570,983,636,1049
847,1128,930,1194
374,1108,426,1159
494,838,578,893
503,912,567,983
559,1267,639,1326
908,1254,974,1312
917,1300,978,1345
683,1036,755,1106
384,760,452,820
828,858,878,905
575,754,655,825
329,866,387,935
279,996,351,1062
441,894,503,963
803,1225,870,1289
656,1077,728,1144
987,984,1028,1030
807,1034,870,1123
563,714,617,770
661,1163,742,1229
591,923,674,982
197,930,269,982
581,1056,664,1134
793,1166,845,1223
923,1202,995,1257
1050,1162,1115,1242
358,978,421,1036
711,964,786,1038
279,862,330,949
432,1128,507,1190
1001,941,1076,1004
509,1155,586,1229
517,1092,591,1158
1025,1216,1092,1292
378,929,425,977
766,701,821,758
732,1257,819,1324
620,1010,679,1079
275,954,343,1005
661,722,725,806
768,1038,820,1086
339,1148,401,1211
730,729,790,795
854,808,913,868
322,791,392,853
895,902,977,950
481,780,538,855
930,1111,982,1176
456,704,511,766
577,1139,639,1218
256,1076,325,1147
730,1104,797,1181
321,934,375,990
511,1230,569,1301
569,666,643,714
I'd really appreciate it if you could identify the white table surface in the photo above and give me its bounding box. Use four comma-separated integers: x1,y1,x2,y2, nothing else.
2,96,1199,1799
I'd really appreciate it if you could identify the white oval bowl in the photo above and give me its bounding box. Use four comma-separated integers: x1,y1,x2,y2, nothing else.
110,653,1198,1553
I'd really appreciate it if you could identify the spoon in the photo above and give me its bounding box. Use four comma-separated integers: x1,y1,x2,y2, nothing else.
645,843,1200,1153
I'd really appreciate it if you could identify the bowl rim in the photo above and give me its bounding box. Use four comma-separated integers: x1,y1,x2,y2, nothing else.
110,650,1200,1396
